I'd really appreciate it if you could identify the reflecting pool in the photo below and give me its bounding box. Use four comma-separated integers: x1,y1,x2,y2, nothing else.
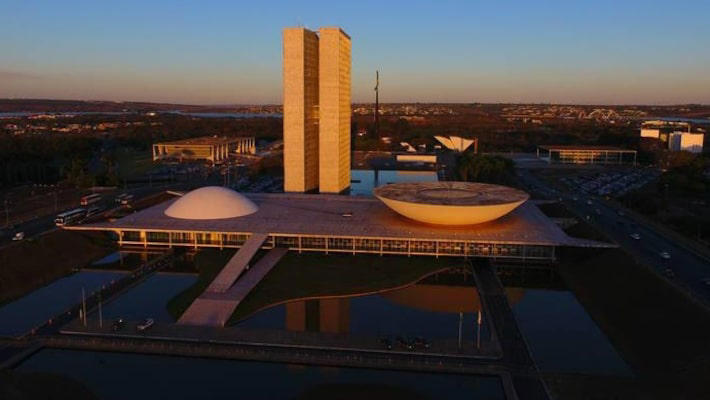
0,271,125,337
91,273,197,322
17,349,506,400
508,288,631,375
350,169,437,196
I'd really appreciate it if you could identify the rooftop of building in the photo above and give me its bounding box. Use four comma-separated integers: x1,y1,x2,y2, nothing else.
68,191,609,248
164,186,258,220
538,145,637,152
373,182,528,207
154,136,252,146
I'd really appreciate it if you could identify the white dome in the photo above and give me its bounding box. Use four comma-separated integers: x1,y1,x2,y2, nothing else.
164,186,258,220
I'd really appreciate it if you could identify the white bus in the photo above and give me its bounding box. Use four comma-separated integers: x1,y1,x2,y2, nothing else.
115,193,133,204
55,208,86,226
120,194,134,205
80,193,102,206
86,206,104,218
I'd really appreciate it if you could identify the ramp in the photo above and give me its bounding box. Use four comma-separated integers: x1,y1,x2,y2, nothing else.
178,247,287,327
207,233,267,293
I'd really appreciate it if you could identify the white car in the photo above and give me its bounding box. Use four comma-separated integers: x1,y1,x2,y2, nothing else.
659,251,671,260
12,232,25,241
630,233,641,240
136,318,154,331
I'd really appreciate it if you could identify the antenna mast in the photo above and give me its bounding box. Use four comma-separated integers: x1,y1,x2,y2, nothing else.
374,70,380,138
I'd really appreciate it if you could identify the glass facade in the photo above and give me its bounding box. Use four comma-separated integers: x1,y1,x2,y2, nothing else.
116,229,555,261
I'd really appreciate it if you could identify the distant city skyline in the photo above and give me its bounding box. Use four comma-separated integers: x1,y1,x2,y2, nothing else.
2,0,709,105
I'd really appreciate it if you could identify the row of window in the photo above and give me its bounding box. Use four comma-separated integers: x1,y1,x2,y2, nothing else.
120,231,554,259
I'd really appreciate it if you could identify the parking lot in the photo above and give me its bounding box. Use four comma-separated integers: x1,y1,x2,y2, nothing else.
561,167,660,197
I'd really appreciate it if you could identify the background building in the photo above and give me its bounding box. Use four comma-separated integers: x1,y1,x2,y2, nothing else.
669,132,704,153
152,136,255,163
318,27,352,194
283,27,320,193
536,145,637,165
283,26,351,194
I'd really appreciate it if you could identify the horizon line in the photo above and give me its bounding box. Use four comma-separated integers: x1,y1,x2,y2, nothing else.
2,97,709,108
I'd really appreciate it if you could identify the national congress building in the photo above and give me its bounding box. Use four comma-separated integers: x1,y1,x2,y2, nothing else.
283,26,351,194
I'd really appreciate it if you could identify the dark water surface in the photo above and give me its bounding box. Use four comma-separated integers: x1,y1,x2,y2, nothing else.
0,271,125,336
17,349,506,400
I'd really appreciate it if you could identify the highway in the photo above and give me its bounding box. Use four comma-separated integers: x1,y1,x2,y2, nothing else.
517,168,710,306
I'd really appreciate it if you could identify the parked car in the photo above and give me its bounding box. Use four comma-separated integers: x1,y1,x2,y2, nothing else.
12,232,25,241
659,251,671,260
630,233,641,240
136,318,154,331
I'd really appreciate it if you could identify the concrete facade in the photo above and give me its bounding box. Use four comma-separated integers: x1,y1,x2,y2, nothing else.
282,26,351,194
318,27,351,193
669,132,704,153
65,192,614,262
152,136,255,163
640,128,661,139
536,145,637,165
283,28,320,192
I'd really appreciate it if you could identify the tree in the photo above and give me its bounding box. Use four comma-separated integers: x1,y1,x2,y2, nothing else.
454,153,515,185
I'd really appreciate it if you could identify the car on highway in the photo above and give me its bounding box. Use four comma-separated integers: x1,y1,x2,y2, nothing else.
111,318,125,332
414,336,431,349
396,336,414,351
136,318,154,332
12,232,25,241
630,233,641,240
586,199,593,205
659,251,671,260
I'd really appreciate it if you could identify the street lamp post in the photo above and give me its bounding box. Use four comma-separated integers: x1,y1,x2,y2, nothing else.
3,199,8,228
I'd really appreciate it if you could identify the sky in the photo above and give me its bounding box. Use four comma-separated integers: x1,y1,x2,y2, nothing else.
1,0,709,105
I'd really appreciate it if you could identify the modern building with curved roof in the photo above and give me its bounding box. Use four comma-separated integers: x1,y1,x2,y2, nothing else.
164,186,258,220
67,185,610,263
374,182,529,225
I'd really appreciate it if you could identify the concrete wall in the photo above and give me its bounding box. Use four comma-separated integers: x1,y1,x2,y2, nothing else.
669,132,704,153
283,28,320,192
318,27,351,194
640,128,660,139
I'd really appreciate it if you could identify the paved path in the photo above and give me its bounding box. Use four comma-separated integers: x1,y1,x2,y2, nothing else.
207,233,267,293
179,247,287,327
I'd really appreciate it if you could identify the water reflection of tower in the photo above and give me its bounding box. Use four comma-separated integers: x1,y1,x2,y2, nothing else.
285,298,350,333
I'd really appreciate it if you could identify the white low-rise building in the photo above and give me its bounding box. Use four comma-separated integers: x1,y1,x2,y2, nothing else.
668,132,704,153
640,128,661,139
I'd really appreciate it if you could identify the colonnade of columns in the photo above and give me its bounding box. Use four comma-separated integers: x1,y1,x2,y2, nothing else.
152,137,256,163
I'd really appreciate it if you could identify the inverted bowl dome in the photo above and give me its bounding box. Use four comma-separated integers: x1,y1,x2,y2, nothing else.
374,182,529,225
164,186,258,220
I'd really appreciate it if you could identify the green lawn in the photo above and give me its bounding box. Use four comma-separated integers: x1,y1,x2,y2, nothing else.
165,250,464,324
0,230,115,305
115,147,153,180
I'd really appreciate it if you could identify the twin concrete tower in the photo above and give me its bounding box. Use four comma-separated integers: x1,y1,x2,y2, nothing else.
283,27,351,194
